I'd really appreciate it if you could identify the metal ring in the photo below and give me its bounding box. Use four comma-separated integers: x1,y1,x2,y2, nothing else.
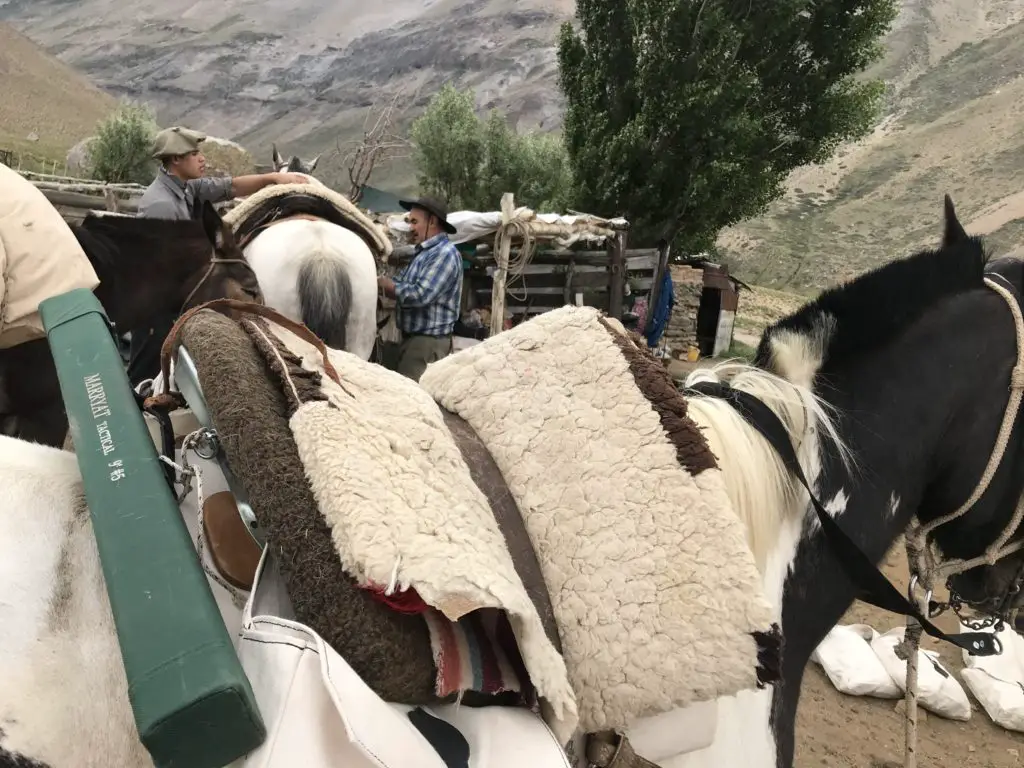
193,428,219,460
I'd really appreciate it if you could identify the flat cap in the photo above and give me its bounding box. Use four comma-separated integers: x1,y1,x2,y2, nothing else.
151,126,207,158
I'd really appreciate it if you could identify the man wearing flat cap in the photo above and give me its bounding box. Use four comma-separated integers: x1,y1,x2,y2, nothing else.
377,195,462,381
129,126,309,385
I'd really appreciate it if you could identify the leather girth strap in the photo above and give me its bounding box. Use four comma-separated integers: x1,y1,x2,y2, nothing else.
440,409,661,768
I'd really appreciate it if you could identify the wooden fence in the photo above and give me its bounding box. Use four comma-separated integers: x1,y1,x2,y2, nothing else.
466,248,660,319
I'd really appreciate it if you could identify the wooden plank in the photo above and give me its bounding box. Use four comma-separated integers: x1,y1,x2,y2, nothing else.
471,249,658,269
475,275,654,293
483,254,658,277
489,193,514,337
607,230,627,320
478,291,614,309
41,189,141,213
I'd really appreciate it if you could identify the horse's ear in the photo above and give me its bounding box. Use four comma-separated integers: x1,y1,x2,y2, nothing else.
307,154,320,172
199,200,225,250
272,143,284,168
943,194,969,246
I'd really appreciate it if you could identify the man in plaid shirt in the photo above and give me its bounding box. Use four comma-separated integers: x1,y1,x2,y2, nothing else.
377,195,462,381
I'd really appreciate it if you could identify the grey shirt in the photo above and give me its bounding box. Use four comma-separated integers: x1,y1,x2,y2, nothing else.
137,167,235,220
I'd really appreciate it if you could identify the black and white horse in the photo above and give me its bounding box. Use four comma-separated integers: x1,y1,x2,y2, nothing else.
1,197,1022,767
677,196,1024,765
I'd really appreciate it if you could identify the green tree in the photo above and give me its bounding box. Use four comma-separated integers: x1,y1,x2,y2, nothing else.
558,0,898,249
409,84,484,207
412,92,576,212
88,101,160,185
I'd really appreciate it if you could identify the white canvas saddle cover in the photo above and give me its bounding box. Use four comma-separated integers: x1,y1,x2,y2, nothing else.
0,162,99,348
232,547,571,768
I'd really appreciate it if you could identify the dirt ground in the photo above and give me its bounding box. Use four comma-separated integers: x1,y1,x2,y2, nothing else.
794,546,1024,768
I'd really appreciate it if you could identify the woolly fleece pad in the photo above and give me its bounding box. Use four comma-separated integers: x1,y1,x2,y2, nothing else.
222,182,392,260
245,305,779,743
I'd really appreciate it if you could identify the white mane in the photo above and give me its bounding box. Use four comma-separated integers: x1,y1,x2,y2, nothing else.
681,324,850,575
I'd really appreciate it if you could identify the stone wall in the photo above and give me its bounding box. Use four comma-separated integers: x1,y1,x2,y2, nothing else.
663,265,703,356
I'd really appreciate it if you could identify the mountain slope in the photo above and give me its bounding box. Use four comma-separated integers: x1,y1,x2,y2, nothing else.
0,0,572,189
6,1,1024,288
717,0,1024,289
0,22,117,162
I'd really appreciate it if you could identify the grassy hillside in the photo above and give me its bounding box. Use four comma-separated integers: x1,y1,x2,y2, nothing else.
0,23,116,169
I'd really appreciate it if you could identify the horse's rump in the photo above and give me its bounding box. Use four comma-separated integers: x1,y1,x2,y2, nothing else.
222,182,392,261
0,163,99,349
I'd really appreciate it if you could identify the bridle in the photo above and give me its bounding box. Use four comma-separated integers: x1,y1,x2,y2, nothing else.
904,271,1024,632
180,251,252,313
685,268,1024,656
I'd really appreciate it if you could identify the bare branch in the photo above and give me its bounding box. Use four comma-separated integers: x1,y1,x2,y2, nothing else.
337,89,411,199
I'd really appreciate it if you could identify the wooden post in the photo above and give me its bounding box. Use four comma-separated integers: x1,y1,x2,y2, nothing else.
489,192,514,337
103,187,120,213
607,230,627,320
562,257,576,306
645,240,672,335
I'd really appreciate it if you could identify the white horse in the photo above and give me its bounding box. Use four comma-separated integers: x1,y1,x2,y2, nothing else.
239,147,378,360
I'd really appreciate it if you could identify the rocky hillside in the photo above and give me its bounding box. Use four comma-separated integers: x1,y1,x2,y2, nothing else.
5,0,1024,288
717,0,1024,290
0,0,573,190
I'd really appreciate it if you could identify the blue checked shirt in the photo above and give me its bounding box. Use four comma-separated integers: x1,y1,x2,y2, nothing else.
393,233,463,336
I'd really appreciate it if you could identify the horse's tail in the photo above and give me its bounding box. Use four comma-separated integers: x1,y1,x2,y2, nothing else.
296,254,352,351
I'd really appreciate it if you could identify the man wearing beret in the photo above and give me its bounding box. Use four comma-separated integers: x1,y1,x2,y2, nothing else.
376,195,462,382
129,126,308,386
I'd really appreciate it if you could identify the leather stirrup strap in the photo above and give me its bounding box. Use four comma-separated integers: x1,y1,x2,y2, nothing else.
586,731,661,768
441,408,563,652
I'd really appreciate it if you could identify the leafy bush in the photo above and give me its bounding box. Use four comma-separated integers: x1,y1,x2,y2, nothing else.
88,102,159,184
410,85,575,212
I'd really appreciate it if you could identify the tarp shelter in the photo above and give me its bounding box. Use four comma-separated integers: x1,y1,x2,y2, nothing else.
357,185,404,214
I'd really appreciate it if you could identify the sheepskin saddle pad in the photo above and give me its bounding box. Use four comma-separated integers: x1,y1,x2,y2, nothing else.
222,182,393,260
186,303,782,744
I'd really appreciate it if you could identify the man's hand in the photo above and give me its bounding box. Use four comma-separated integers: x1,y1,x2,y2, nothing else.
377,276,396,299
273,172,312,185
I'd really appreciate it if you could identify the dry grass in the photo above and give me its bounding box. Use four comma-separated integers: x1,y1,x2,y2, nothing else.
0,23,116,168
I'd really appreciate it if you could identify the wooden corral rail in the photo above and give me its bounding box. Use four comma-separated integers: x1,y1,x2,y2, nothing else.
15,169,241,224
470,249,660,317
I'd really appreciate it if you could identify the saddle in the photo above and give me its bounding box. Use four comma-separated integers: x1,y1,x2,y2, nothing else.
156,303,775,766
222,183,393,261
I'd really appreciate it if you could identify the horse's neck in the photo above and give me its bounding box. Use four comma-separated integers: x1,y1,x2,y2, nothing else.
82,232,185,329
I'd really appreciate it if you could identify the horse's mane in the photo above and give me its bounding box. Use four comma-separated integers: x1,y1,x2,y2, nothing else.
71,214,207,273
756,236,990,373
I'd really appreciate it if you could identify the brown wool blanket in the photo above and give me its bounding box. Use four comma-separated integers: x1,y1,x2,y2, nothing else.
176,310,437,702
235,305,780,744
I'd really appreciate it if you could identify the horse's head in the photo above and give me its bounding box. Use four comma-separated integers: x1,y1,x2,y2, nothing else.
921,198,1024,617
184,200,265,309
755,193,1024,627
272,143,320,175
76,202,262,331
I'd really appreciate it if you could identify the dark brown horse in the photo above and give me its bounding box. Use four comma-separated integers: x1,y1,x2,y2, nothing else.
0,200,262,447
